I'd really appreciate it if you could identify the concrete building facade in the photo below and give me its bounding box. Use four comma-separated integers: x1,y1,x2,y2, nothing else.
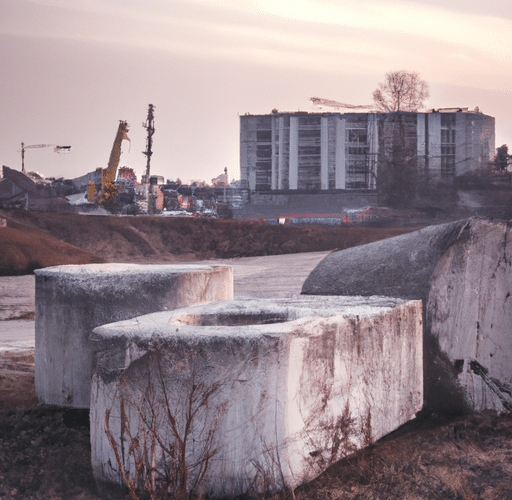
240,109,495,192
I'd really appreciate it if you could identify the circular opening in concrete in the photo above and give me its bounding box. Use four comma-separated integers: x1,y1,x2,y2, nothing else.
172,312,290,326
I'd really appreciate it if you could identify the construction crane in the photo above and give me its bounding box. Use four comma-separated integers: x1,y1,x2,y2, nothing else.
310,97,374,110
20,143,71,174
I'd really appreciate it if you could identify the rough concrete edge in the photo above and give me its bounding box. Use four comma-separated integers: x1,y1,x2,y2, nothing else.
423,217,512,415
300,218,473,299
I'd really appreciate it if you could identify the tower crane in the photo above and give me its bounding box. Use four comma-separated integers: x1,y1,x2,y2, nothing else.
20,143,71,174
310,97,373,110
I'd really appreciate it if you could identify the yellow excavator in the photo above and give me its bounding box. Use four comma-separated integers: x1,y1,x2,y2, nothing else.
88,120,130,204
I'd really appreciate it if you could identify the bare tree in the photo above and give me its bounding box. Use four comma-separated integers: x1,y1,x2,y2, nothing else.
373,71,430,112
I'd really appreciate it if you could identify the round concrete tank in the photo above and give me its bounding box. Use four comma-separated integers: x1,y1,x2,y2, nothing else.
34,263,233,408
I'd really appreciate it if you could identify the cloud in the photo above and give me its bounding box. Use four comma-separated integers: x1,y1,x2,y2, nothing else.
3,0,512,89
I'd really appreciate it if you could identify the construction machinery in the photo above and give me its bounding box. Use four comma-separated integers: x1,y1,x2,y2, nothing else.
87,120,130,204
20,143,71,174
310,97,373,110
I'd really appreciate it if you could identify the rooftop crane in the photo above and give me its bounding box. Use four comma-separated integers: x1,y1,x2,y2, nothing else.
20,143,71,174
310,97,373,110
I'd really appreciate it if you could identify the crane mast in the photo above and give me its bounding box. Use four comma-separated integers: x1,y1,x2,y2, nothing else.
142,104,155,183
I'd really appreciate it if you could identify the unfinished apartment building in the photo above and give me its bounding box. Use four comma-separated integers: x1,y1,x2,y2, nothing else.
240,109,495,192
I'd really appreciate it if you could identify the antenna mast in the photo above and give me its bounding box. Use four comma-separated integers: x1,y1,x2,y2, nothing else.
142,104,155,183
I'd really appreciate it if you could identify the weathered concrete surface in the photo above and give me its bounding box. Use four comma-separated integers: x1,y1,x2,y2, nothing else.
34,263,233,408
90,296,423,499
427,219,512,413
301,219,469,301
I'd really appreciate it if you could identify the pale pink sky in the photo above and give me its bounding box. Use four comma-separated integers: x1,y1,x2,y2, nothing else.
1,0,511,183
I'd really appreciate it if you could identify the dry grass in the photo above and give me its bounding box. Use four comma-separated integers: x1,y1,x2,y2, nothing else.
0,209,417,273
295,412,512,500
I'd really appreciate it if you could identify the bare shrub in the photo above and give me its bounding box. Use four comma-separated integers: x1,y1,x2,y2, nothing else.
104,347,228,500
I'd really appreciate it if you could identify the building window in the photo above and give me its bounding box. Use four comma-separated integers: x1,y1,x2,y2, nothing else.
299,115,321,126
256,145,272,158
440,114,456,179
441,157,455,178
255,161,271,190
441,129,455,143
348,146,368,155
346,128,371,189
347,129,367,144
257,116,271,127
441,113,456,127
299,146,321,155
257,130,272,142
346,159,370,189
298,129,321,139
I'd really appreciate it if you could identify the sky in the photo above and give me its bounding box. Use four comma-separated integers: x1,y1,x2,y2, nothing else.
1,0,511,184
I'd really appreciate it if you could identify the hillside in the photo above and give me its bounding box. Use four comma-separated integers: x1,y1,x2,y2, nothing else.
0,226,105,275
0,209,416,274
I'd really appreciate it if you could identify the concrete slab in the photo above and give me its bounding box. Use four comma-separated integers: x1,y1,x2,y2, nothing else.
34,263,233,408
90,296,423,499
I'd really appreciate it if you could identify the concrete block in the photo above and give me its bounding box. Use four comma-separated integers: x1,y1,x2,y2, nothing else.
34,263,233,408
301,219,469,301
90,296,423,498
427,218,512,412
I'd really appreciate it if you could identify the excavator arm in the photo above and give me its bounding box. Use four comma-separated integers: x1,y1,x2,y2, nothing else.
89,120,130,204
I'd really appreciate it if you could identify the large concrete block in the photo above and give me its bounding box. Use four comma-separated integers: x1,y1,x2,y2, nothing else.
90,296,423,499
301,219,469,301
34,263,233,408
427,218,512,412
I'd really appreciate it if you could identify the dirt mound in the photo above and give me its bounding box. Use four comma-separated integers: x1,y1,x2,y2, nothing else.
0,226,106,275
0,209,416,274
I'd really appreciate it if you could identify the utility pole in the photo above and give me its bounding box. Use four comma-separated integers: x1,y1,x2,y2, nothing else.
142,104,155,183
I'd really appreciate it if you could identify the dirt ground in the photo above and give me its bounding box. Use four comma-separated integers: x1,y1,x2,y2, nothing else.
0,209,416,274
2,357,512,500
1,211,512,499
